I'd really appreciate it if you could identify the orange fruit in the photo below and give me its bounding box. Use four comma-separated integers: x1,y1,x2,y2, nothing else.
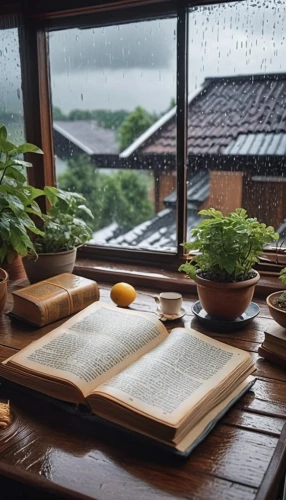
110,282,136,308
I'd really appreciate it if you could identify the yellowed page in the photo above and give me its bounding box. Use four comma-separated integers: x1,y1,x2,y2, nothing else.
94,327,253,426
3,303,168,398
174,376,255,451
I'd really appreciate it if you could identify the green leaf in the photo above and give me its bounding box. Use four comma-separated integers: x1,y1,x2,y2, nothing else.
0,242,8,264
0,137,17,152
43,186,60,206
25,186,45,200
77,204,94,219
27,225,45,237
0,125,7,140
16,143,44,154
5,194,25,213
3,166,26,183
11,159,33,168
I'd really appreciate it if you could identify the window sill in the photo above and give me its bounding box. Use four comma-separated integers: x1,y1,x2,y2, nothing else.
74,258,283,298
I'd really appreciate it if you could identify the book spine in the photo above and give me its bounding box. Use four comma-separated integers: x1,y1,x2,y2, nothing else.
41,289,74,326
70,282,100,314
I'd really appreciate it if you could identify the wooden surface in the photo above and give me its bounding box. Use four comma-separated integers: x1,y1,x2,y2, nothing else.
0,283,286,500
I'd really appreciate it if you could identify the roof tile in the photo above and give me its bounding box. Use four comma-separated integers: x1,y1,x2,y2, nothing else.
139,74,286,155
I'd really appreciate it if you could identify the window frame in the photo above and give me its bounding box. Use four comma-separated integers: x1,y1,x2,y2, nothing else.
11,0,285,279
20,1,191,270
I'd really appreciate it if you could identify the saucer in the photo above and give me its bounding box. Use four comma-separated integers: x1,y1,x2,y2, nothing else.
192,301,260,332
156,307,186,322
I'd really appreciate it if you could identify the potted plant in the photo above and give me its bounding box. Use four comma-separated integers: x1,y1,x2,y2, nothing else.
23,187,93,283
0,124,45,280
179,208,279,320
0,268,9,313
266,268,286,328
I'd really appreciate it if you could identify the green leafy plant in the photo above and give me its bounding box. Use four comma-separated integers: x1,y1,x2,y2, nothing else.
272,268,286,310
179,208,279,282
30,187,94,254
0,124,45,264
279,268,286,285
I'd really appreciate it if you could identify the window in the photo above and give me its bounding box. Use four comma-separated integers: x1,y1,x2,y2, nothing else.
188,0,286,251
0,26,24,143
48,18,178,252
5,0,284,272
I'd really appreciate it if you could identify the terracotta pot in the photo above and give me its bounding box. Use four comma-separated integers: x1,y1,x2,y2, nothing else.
194,271,260,321
23,248,77,284
266,291,286,329
0,268,8,313
1,254,27,281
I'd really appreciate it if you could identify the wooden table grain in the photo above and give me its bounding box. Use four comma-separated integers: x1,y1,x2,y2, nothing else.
0,283,286,500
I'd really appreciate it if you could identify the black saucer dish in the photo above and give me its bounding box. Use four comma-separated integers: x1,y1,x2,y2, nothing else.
192,301,260,332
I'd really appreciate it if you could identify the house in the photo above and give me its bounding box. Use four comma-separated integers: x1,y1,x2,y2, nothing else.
92,73,286,249
53,120,120,165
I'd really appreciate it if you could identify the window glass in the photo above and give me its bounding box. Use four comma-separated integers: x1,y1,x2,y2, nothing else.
188,0,286,249
49,18,177,252
0,27,24,143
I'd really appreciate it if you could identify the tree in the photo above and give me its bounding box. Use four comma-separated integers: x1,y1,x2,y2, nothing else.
66,108,129,129
52,107,67,121
57,156,105,231
101,171,154,230
118,106,155,151
57,155,154,232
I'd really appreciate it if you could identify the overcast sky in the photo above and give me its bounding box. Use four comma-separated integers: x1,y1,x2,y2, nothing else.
1,0,285,116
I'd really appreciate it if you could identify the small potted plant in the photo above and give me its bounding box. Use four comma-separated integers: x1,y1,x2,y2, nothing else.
179,208,279,320
23,187,93,283
266,268,286,328
0,124,45,280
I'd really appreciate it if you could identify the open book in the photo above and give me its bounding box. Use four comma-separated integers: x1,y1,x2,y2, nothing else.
0,303,255,456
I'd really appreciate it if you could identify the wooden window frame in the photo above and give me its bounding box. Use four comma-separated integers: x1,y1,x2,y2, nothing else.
12,0,284,288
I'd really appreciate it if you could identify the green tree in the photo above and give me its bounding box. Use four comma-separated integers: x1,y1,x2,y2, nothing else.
101,171,154,230
91,109,129,129
52,107,68,120
68,109,93,121
57,155,154,232
118,106,155,151
66,109,129,130
57,156,105,231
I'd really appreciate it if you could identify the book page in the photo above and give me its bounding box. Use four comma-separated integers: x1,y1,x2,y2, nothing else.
5,303,168,397
94,327,252,425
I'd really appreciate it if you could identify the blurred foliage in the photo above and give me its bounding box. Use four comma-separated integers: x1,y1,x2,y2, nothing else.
53,107,129,130
57,155,154,233
118,106,155,152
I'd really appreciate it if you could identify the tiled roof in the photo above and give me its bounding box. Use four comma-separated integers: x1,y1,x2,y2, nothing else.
91,171,210,250
94,208,202,252
135,74,286,156
53,120,119,155
224,133,286,155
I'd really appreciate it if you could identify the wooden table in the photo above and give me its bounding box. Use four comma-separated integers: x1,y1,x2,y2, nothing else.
0,283,286,500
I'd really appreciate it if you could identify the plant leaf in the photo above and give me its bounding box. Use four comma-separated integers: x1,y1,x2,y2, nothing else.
0,125,7,140
3,166,26,183
11,159,33,168
0,137,17,152
16,143,44,154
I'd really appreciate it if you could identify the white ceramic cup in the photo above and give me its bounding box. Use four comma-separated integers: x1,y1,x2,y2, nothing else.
153,292,183,315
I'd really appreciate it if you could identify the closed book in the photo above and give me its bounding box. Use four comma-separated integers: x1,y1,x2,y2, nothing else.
264,324,286,348
258,345,286,370
10,273,99,327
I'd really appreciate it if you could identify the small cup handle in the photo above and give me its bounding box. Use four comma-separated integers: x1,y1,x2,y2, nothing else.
153,295,160,305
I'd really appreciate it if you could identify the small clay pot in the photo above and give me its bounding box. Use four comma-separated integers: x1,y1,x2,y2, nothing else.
1,254,27,281
23,248,77,284
0,268,9,313
194,271,260,321
266,291,286,329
